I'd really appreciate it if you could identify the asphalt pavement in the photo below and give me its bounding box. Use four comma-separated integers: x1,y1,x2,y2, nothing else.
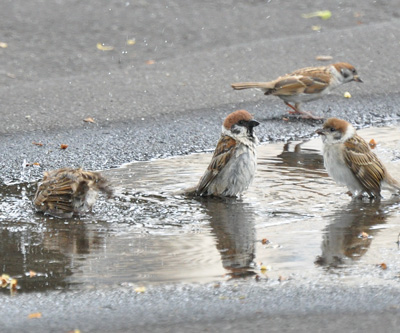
1,0,400,332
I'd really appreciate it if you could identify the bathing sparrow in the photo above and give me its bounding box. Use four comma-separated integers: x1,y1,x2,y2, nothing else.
196,110,259,197
317,118,400,198
231,62,362,119
33,168,113,218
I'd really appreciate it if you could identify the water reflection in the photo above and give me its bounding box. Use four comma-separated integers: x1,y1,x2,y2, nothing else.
275,141,324,174
316,197,399,268
200,197,256,279
0,182,109,292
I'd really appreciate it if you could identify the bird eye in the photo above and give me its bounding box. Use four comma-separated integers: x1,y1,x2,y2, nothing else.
238,120,245,125
330,127,336,132
352,68,356,74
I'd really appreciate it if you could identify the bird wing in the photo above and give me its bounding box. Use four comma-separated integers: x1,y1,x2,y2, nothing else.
343,136,386,196
33,171,77,214
272,70,330,96
33,168,112,215
196,136,237,195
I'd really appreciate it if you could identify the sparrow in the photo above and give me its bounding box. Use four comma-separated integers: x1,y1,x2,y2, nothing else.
33,168,113,218
316,118,400,198
195,109,259,197
231,62,362,119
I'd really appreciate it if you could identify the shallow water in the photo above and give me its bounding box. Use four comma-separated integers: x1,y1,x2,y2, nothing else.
1,126,400,292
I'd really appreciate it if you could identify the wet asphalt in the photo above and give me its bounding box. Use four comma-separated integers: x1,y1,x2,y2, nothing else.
1,0,400,331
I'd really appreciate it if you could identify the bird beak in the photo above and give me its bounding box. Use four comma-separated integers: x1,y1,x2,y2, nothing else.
353,76,363,83
316,128,325,136
248,120,260,128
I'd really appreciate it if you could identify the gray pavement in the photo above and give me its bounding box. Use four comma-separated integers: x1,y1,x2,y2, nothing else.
1,0,400,332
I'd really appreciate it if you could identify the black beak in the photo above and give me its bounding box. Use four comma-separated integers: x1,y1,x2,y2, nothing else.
248,119,260,128
246,119,259,138
316,128,325,135
353,76,363,83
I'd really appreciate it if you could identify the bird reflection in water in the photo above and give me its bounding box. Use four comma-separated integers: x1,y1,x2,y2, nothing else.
200,197,256,279
276,140,324,173
316,197,399,268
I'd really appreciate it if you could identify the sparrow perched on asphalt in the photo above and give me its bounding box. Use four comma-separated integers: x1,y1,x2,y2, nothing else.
33,168,113,218
317,118,400,198
195,109,259,197
231,62,362,119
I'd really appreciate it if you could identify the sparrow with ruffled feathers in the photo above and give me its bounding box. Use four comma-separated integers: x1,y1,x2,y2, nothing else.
33,168,113,218
195,110,259,197
232,62,362,119
317,118,400,198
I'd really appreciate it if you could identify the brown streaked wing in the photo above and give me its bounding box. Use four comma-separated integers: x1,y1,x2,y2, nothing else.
33,174,76,211
343,136,386,195
196,136,237,194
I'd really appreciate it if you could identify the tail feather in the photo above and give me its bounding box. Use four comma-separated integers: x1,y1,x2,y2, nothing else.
383,174,400,193
231,81,275,92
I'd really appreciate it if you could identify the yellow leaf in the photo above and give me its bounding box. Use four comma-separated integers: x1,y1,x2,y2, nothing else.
83,117,95,123
0,42,8,48
344,92,352,98
134,286,146,293
10,279,17,291
311,25,321,31
28,312,42,319
126,39,136,46
96,43,114,51
302,10,332,20
1,274,10,287
29,270,37,278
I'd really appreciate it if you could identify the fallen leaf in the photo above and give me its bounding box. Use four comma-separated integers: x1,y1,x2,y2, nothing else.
344,91,352,98
261,238,269,245
10,278,17,291
6,73,16,79
134,286,146,293
96,43,114,51
60,144,68,149
302,10,332,20
28,313,42,319
83,117,95,123
146,60,155,65
260,265,268,273
379,263,387,270
315,55,333,61
369,139,377,149
29,270,37,278
1,274,10,287
32,162,40,166
126,39,136,45
311,25,321,31
0,42,8,48
32,142,43,146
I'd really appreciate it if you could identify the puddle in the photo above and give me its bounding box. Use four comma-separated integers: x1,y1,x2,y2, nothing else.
1,126,400,292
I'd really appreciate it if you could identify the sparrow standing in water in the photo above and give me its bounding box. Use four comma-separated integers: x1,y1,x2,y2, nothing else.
33,168,113,218
317,118,400,198
231,62,362,119
196,110,259,197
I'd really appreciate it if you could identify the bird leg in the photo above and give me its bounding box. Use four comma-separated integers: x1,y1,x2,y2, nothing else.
284,102,323,120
